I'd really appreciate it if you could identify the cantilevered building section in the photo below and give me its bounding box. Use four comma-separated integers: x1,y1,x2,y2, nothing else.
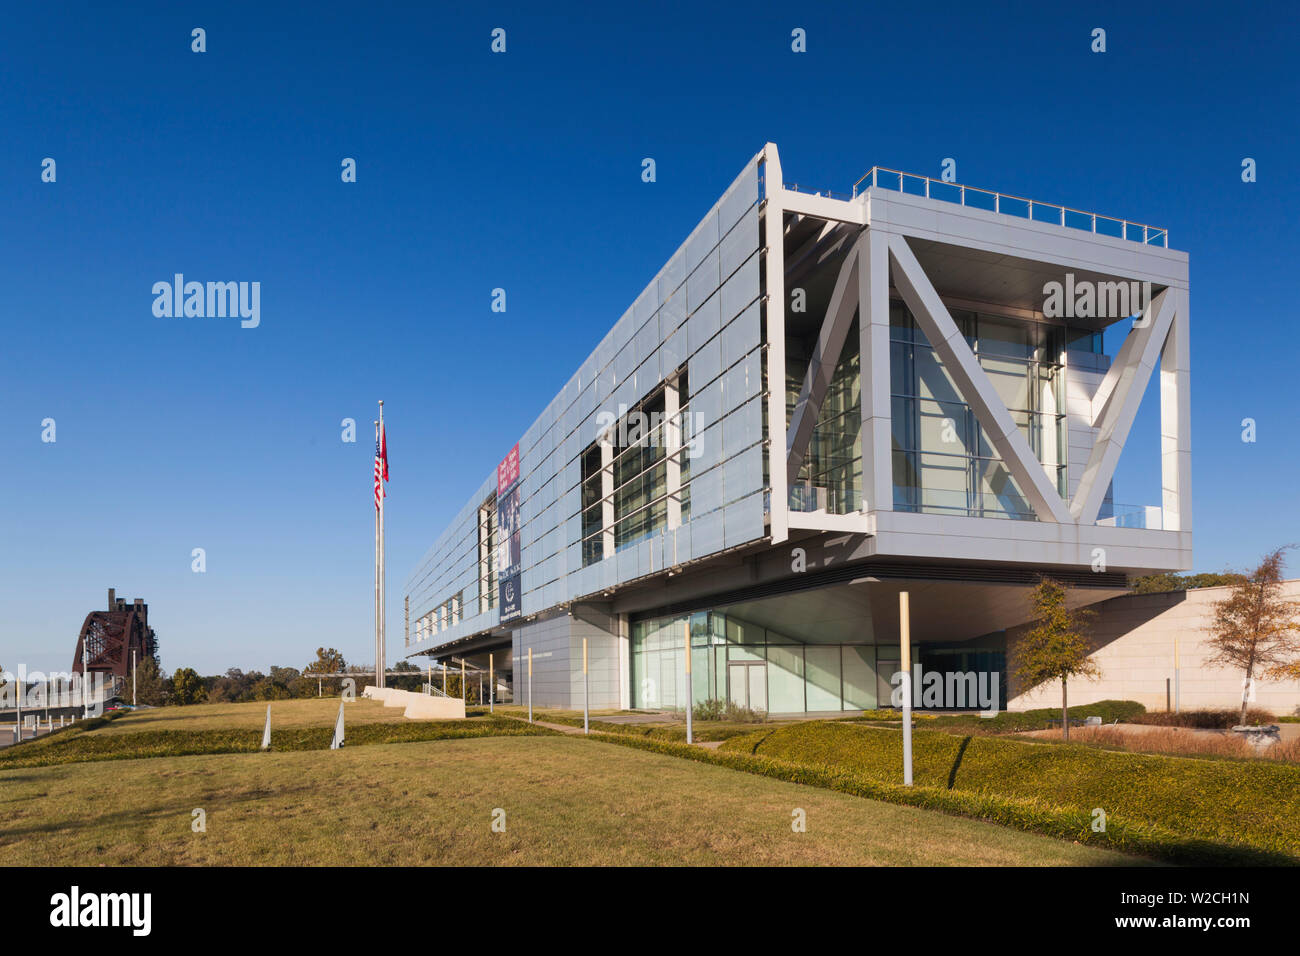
404,144,1191,714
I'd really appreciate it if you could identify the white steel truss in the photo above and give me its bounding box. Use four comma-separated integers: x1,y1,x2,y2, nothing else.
778,213,1191,535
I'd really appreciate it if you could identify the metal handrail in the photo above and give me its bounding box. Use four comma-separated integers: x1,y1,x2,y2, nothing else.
783,182,855,202
851,166,1169,248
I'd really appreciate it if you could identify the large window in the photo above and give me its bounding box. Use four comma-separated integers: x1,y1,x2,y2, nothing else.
787,319,862,514
612,390,669,550
580,445,604,566
580,369,692,566
630,608,1007,714
890,301,1069,520
477,497,497,614
630,610,882,714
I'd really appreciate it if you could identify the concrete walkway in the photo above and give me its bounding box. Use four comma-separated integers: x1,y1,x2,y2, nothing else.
0,723,63,750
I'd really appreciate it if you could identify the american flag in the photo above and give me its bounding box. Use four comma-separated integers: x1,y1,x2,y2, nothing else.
374,420,388,510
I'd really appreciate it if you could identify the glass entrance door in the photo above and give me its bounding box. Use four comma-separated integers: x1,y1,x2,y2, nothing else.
747,663,767,712
728,661,766,711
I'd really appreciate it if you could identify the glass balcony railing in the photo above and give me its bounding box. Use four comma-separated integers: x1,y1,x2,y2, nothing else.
894,487,1037,522
1098,503,1164,530
787,482,861,514
788,482,829,513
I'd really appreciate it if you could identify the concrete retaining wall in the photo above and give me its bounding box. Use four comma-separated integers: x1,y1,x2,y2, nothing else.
362,685,466,720
1008,581,1300,715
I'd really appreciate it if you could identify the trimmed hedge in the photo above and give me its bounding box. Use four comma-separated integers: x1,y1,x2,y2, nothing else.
1130,708,1278,729
844,709,938,723
717,721,1300,861
846,700,1147,734
0,716,556,769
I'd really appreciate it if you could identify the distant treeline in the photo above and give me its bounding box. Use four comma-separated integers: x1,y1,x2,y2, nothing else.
1130,572,1245,594
132,647,426,707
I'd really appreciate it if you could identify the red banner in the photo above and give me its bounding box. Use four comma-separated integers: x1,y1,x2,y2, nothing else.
497,443,520,496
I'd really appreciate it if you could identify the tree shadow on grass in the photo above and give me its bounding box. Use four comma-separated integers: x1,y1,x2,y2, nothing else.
946,735,972,790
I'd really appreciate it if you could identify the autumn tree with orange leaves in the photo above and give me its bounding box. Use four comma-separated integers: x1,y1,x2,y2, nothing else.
1205,547,1300,725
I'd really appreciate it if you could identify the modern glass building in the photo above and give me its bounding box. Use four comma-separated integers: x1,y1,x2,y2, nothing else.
403,144,1191,714
628,608,1007,713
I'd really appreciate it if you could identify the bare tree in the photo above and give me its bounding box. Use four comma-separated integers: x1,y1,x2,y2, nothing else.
1205,547,1300,725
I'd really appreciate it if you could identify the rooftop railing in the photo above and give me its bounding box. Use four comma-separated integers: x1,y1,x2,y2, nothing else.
851,166,1169,248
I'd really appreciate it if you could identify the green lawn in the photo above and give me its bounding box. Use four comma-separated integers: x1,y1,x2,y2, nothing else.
0,711,551,771
97,697,401,734
0,735,1141,866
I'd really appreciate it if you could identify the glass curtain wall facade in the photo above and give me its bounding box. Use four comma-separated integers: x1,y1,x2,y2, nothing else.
581,371,692,565
477,498,498,614
780,304,1098,521
787,319,863,514
631,610,883,713
890,301,1071,520
631,608,1009,714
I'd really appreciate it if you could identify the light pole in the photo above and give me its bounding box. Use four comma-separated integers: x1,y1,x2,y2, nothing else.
684,621,693,745
900,591,913,786
489,653,494,713
528,647,533,723
582,638,589,734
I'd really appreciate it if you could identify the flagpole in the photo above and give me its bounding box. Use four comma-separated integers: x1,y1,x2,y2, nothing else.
374,417,382,690
379,400,387,690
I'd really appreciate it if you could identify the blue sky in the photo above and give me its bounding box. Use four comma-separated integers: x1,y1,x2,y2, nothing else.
2,2,1297,675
